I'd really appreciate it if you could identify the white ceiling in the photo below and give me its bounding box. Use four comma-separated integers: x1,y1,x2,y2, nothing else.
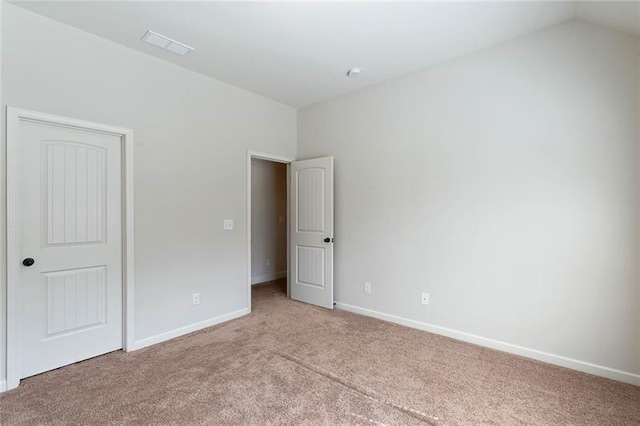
9,2,637,108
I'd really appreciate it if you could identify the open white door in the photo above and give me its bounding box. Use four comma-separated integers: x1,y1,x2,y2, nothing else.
290,157,334,309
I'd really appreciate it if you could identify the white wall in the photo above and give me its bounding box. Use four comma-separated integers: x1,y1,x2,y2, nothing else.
1,4,296,383
251,159,287,284
298,21,640,379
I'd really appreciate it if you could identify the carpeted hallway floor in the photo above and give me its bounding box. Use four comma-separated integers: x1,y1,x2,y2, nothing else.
1,279,639,425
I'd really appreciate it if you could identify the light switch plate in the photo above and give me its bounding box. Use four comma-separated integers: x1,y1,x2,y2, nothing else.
223,219,233,230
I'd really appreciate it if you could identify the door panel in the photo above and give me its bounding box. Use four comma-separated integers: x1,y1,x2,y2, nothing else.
296,168,325,233
297,245,325,288
290,157,334,309
46,142,106,245
44,266,107,337
18,120,123,379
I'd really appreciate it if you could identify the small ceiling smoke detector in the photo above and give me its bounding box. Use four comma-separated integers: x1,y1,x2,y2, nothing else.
141,30,194,56
347,68,361,77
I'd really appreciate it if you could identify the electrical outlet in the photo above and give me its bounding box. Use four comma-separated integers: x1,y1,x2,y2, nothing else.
266,258,273,266
192,292,200,306
223,219,233,230
421,292,429,305
364,282,372,294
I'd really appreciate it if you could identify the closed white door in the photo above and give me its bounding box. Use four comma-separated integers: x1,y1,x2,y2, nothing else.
17,118,123,379
290,157,334,309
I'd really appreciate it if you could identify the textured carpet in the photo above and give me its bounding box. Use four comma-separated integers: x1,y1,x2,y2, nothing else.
1,279,639,425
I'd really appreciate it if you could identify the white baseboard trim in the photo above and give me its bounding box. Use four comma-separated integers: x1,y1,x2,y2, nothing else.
132,308,249,351
0,380,6,392
251,271,286,285
335,302,640,387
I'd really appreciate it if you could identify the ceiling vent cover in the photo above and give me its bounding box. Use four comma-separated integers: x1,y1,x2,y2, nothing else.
141,30,194,56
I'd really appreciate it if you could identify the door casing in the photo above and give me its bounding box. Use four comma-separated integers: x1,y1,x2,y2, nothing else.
5,107,135,391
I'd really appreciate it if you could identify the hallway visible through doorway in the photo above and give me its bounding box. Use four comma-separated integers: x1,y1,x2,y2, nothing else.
250,158,287,286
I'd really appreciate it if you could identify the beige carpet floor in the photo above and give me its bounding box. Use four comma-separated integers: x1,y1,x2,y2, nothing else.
1,279,639,425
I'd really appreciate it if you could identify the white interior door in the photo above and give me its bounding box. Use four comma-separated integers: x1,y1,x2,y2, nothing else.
16,118,123,379
290,157,334,309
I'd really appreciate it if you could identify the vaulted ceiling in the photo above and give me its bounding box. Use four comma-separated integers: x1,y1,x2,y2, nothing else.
11,1,639,107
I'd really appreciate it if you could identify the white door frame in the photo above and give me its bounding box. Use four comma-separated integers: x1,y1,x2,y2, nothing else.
246,150,294,312
5,107,135,391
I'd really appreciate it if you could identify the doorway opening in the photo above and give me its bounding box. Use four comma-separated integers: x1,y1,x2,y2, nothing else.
247,151,334,311
247,151,294,311
251,158,287,295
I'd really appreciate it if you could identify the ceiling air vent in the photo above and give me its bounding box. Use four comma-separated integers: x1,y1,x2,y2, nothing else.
141,30,194,56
